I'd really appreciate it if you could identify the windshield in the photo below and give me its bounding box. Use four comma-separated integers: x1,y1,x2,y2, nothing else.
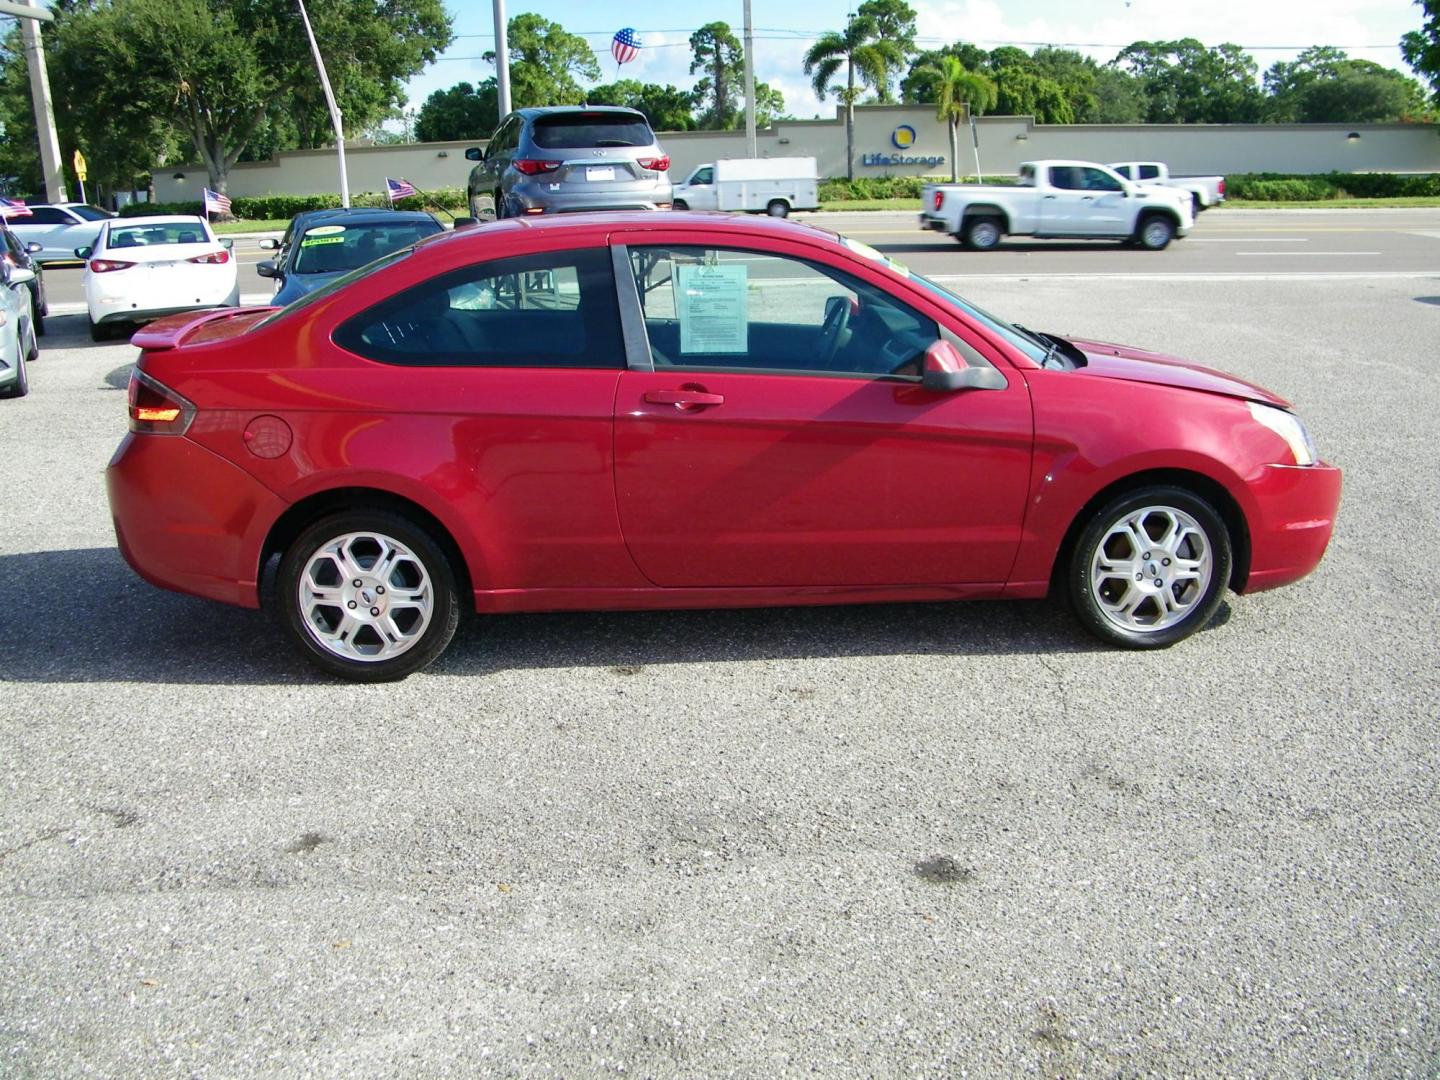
254,247,414,329
531,113,653,149
69,205,112,221
109,221,210,247
291,221,441,275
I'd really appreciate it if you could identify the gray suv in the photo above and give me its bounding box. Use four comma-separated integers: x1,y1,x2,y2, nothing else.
464,106,672,218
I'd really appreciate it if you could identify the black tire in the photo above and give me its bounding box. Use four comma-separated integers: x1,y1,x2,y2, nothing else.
88,317,109,342
1,348,26,398
493,190,507,220
277,509,461,682
766,199,789,218
1192,193,1204,216
963,216,1003,250
672,199,688,211
1136,213,1175,251
1066,485,1232,649
31,293,44,337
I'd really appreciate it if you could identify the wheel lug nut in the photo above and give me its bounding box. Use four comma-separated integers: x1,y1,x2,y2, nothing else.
1162,558,1171,566
375,586,385,594
370,607,380,616
347,601,357,609
1142,552,1152,560
1135,572,1143,581
352,579,362,587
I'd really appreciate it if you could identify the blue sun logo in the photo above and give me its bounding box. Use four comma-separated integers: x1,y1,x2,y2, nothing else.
891,125,917,150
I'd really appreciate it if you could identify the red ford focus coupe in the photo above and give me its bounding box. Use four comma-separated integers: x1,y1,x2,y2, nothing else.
106,213,1341,681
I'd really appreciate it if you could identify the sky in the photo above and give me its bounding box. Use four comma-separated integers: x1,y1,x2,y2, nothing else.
400,0,1428,124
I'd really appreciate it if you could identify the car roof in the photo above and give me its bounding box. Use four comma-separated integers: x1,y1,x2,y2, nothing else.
110,215,209,226
294,208,440,227
512,105,648,120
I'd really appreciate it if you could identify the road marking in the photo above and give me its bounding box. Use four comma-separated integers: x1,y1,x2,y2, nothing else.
1233,251,1382,256
1189,238,1307,243
929,272,1434,283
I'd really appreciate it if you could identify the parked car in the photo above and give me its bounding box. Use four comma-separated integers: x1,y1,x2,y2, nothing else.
0,255,39,399
1,220,47,336
671,157,820,217
1109,162,1227,214
257,208,445,306
464,106,672,219
6,202,113,264
78,215,239,341
920,161,1194,250
106,212,1340,681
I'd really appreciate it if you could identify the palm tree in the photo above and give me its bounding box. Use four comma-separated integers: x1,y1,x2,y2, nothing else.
803,14,905,180
914,56,997,183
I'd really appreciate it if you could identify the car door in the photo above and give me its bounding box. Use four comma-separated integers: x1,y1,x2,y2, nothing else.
1040,166,1128,237
681,166,717,210
611,239,1034,589
11,207,78,261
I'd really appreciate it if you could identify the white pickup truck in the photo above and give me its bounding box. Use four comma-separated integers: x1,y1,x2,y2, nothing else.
920,160,1194,251
1109,161,1226,213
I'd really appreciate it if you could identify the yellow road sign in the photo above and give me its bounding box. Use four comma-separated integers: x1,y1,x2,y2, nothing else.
73,149,87,181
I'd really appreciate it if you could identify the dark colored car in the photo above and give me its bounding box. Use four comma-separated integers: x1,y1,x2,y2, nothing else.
107,213,1340,682
257,208,445,306
465,106,672,219
1,220,47,336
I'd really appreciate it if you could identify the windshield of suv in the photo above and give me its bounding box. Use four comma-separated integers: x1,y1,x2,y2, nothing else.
292,221,442,275
531,113,653,149
253,247,414,329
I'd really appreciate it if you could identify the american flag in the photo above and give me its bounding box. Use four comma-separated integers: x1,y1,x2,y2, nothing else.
0,197,31,219
386,177,417,202
203,187,232,215
611,27,641,67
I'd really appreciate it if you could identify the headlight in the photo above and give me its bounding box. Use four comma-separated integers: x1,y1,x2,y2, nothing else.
1248,401,1318,465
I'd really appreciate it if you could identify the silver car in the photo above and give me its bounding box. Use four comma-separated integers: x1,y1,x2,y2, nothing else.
464,106,672,219
0,256,39,399
6,202,113,265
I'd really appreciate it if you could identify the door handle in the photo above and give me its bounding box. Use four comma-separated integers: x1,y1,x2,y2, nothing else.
644,388,725,408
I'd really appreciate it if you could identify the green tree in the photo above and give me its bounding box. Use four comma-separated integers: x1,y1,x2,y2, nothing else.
1263,46,1347,120
992,67,1074,123
1296,60,1430,122
855,0,918,101
1030,47,1102,122
900,43,991,104
415,81,499,142
754,81,789,127
486,13,598,109
913,55,996,182
1092,66,1146,122
587,80,699,131
804,12,906,179
689,22,744,129
1112,39,1262,123
1402,0,1440,102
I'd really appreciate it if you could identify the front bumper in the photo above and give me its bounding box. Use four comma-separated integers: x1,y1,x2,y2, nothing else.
107,432,287,609
1240,462,1343,593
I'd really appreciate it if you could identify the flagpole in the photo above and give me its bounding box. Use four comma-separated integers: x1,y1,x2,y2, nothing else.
296,0,350,209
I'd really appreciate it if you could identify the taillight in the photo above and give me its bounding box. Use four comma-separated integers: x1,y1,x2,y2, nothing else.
933,190,944,211
637,155,670,172
127,369,196,435
90,259,135,273
513,159,562,176
1218,179,1226,195
187,250,231,265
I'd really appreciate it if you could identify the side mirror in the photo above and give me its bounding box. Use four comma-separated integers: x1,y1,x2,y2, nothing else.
75,245,92,260
25,241,41,254
258,238,279,250
7,265,35,287
256,259,279,279
0,260,10,284
452,216,479,230
921,340,1006,392
465,146,483,162
220,237,234,250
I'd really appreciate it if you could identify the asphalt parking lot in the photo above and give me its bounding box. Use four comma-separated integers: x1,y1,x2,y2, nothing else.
3,219,1438,1076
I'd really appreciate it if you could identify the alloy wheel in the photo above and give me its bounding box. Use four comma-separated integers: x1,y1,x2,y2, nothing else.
1088,505,1213,633
298,530,434,662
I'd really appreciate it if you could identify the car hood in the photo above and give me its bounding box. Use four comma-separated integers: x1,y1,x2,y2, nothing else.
272,272,340,305
1066,337,1291,408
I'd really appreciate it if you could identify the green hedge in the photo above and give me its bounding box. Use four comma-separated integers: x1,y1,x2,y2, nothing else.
819,175,1018,201
120,186,469,219
1224,172,1440,201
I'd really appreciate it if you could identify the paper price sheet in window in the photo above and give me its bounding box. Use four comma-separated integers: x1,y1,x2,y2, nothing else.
676,263,748,355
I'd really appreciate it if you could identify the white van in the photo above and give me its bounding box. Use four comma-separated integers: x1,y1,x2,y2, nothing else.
672,157,820,218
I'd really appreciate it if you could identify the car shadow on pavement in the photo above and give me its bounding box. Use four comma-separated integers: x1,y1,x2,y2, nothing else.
1415,296,1440,307
0,547,1105,684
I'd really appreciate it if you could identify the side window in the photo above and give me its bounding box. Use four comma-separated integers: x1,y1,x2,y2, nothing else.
1049,167,1081,190
1137,164,1160,181
335,247,624,368
693,167,713,185
1080,167,1123,192
500,118,521,153
628,246,940,379
25,207,70,225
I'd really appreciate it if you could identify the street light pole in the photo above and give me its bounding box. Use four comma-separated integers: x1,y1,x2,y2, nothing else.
742,0,757,156
11,0,67,203
295,0,349,207
492,0,511,117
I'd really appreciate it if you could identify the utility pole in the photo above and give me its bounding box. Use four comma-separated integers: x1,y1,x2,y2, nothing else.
493,0,511,117
5,0,67,203
295,0,349,207
742,0,757,156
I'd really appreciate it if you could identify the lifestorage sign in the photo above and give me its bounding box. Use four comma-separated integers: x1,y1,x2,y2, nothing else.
861,152,946,167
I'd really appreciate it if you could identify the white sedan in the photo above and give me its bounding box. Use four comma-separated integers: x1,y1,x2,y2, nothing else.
79,216,239,341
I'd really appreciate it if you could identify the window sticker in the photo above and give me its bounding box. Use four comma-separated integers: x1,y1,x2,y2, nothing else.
301,235,346,247
305,225,346,236
676,262,748,354
842,236,911,278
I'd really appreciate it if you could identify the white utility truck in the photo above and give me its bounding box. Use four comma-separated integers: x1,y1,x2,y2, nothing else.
671,157,820,218
1109,161,1227,213
919,160,1194,251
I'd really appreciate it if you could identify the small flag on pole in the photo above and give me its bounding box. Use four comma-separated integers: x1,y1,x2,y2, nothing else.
203,188,232,215
385,177,417,202
0,197,32,219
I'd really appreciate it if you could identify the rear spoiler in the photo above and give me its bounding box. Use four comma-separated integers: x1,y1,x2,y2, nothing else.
130,306,278,351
